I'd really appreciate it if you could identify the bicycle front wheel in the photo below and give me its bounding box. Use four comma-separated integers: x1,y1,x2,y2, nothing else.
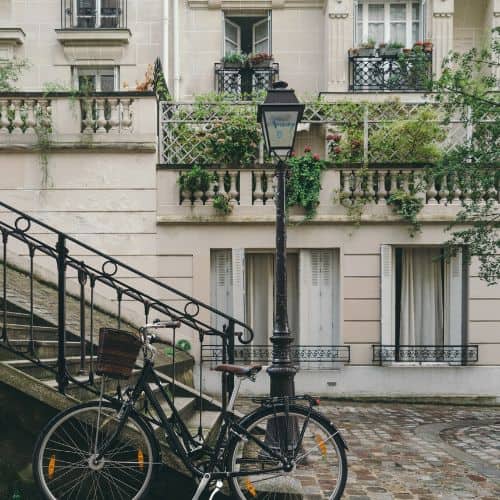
33,401,158,500
226,404,348,500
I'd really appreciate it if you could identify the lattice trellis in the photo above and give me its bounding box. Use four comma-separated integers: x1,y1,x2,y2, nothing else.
160,100,471,165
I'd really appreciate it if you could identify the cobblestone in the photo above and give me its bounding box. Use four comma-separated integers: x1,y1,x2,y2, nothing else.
236,399,500,498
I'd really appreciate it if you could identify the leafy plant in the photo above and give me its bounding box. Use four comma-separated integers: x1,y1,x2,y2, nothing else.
387,189,424,237
212,193,232,215
359,38,376,49
386,41,404,49
0,58,29,92
248,52,273,66
369,108,445,163
204,111,260,166
221,52,248,66
286,148,326,220
178,165,215,193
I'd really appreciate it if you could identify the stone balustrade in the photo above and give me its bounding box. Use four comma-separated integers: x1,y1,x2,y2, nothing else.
157,166,499,222
0,92,156,150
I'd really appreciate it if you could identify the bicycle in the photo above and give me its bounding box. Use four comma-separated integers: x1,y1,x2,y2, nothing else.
33,321,348,499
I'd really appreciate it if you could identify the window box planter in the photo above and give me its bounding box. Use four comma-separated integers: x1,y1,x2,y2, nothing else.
357,47,376,57
379,47,403,57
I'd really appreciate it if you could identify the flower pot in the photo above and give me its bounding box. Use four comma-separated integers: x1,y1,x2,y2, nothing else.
250,60,273,68
349,48,359,57
357,47,376,57
423,43,433,52
222,61,244,69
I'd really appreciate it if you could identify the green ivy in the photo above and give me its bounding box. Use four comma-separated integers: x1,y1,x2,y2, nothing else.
387,189,424,237
0,59,29,92
178,165,215,193
212,193,232,215
286,149,326,220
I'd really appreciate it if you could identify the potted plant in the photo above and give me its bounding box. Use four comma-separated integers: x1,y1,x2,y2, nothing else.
221,52,248,69
248,52,273,68
423,40,433,52
358,38,376,57
380,41,404,57
413,41,424,51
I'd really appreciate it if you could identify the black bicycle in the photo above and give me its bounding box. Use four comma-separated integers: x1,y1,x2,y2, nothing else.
32,321,348,499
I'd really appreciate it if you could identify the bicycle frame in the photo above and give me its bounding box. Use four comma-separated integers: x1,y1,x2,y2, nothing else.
97,359,293,482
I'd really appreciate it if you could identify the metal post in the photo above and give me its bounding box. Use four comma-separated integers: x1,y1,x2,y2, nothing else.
267,159,296,398
56,234,68,393
78,266,87,375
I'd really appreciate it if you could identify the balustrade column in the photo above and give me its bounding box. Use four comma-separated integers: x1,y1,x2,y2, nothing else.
11,100,23,134
432,0,455,78
108,98,119,132
377,170,387,205
228,172,239,206
120,99,132,132
0,100,9,134
25,100,36,135
95,98,107,134
264,171,276,205
253,171,264,206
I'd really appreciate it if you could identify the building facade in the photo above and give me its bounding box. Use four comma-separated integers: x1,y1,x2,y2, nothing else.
1,0,499,400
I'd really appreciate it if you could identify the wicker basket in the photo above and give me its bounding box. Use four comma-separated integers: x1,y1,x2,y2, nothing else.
96,328,143,380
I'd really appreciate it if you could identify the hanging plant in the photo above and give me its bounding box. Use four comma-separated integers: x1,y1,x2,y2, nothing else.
178,165,215,193
212,192,232,215
387,189,424,237
286,148,326,220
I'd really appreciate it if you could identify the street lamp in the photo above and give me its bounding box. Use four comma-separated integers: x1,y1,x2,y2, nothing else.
258,81,304,398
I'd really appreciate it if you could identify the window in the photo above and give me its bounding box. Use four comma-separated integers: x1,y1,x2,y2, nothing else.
356,1,423,47
381,246,464,351
74,67,118,91
74,0,121,29
211,249,340,365
224,13,271,55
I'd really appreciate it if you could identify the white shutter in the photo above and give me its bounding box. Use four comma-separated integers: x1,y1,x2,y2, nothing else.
224,18,240,55
232,248,245,324
444,249,463,346
210,250,233,335
252,17,270,54
380,245,394,345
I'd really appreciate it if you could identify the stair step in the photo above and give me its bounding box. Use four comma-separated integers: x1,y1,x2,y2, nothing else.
1,323,60,340
184,410,221,432
5,356,93,379
0,340,82,360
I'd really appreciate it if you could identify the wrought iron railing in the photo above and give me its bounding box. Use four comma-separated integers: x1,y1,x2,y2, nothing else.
372,345,479,365
202,344,351,369
349,51,432,91
214,63,279,97
61,0,127,29
0,200,253,407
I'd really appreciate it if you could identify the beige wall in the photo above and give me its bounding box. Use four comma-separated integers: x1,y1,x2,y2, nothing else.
2,0,162,91
454,0,490,53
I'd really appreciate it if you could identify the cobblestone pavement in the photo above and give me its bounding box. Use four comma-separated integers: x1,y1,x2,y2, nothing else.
237,399,500,499
324,402,500,499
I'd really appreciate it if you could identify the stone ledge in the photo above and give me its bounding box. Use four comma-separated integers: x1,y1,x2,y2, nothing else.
0,27,26,45
0,141,156,153
55,28,131,46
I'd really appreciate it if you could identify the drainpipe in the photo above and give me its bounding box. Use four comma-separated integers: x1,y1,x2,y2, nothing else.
163,0,169,86
173,0,181,100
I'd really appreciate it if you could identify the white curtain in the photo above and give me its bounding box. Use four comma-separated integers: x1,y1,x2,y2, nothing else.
246,253,299,347
400,248,444,345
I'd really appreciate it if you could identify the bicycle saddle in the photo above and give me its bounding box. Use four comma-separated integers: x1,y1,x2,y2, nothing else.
214,364,262,378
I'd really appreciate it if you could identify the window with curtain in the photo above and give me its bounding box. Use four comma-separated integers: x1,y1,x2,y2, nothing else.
211,249,340,366
393,247,463,348
224,13,271,56
356,1,422,47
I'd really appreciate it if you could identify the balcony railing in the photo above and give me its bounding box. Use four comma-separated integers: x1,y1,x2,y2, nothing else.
61,0,127,29
202,344,351,370
349,51,432,91
372,345,479,365
214,63,279,96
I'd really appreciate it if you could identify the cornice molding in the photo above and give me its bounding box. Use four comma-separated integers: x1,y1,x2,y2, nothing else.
0,28,26,46
188,0,325,9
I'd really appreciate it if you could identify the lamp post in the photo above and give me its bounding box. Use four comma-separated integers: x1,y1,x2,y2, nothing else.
258,81,304,398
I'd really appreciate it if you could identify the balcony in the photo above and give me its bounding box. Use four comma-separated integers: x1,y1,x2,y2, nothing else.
214,63,279,97
0,91,156,152
349,50,432,92
372,345,479,365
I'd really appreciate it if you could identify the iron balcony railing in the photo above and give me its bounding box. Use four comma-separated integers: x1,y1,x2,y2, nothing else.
202,344,351,370
214,63,279,97
372,345,479,365
349,51,432,91
61,0,127,29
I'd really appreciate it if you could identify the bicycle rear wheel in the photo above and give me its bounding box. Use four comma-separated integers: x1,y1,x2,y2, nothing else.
226,404,347,499
33,401,158,500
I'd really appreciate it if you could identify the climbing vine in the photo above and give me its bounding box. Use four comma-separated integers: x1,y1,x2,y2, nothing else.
286,148,326,220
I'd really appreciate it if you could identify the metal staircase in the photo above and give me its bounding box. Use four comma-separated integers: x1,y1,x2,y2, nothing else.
0,200,253,482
